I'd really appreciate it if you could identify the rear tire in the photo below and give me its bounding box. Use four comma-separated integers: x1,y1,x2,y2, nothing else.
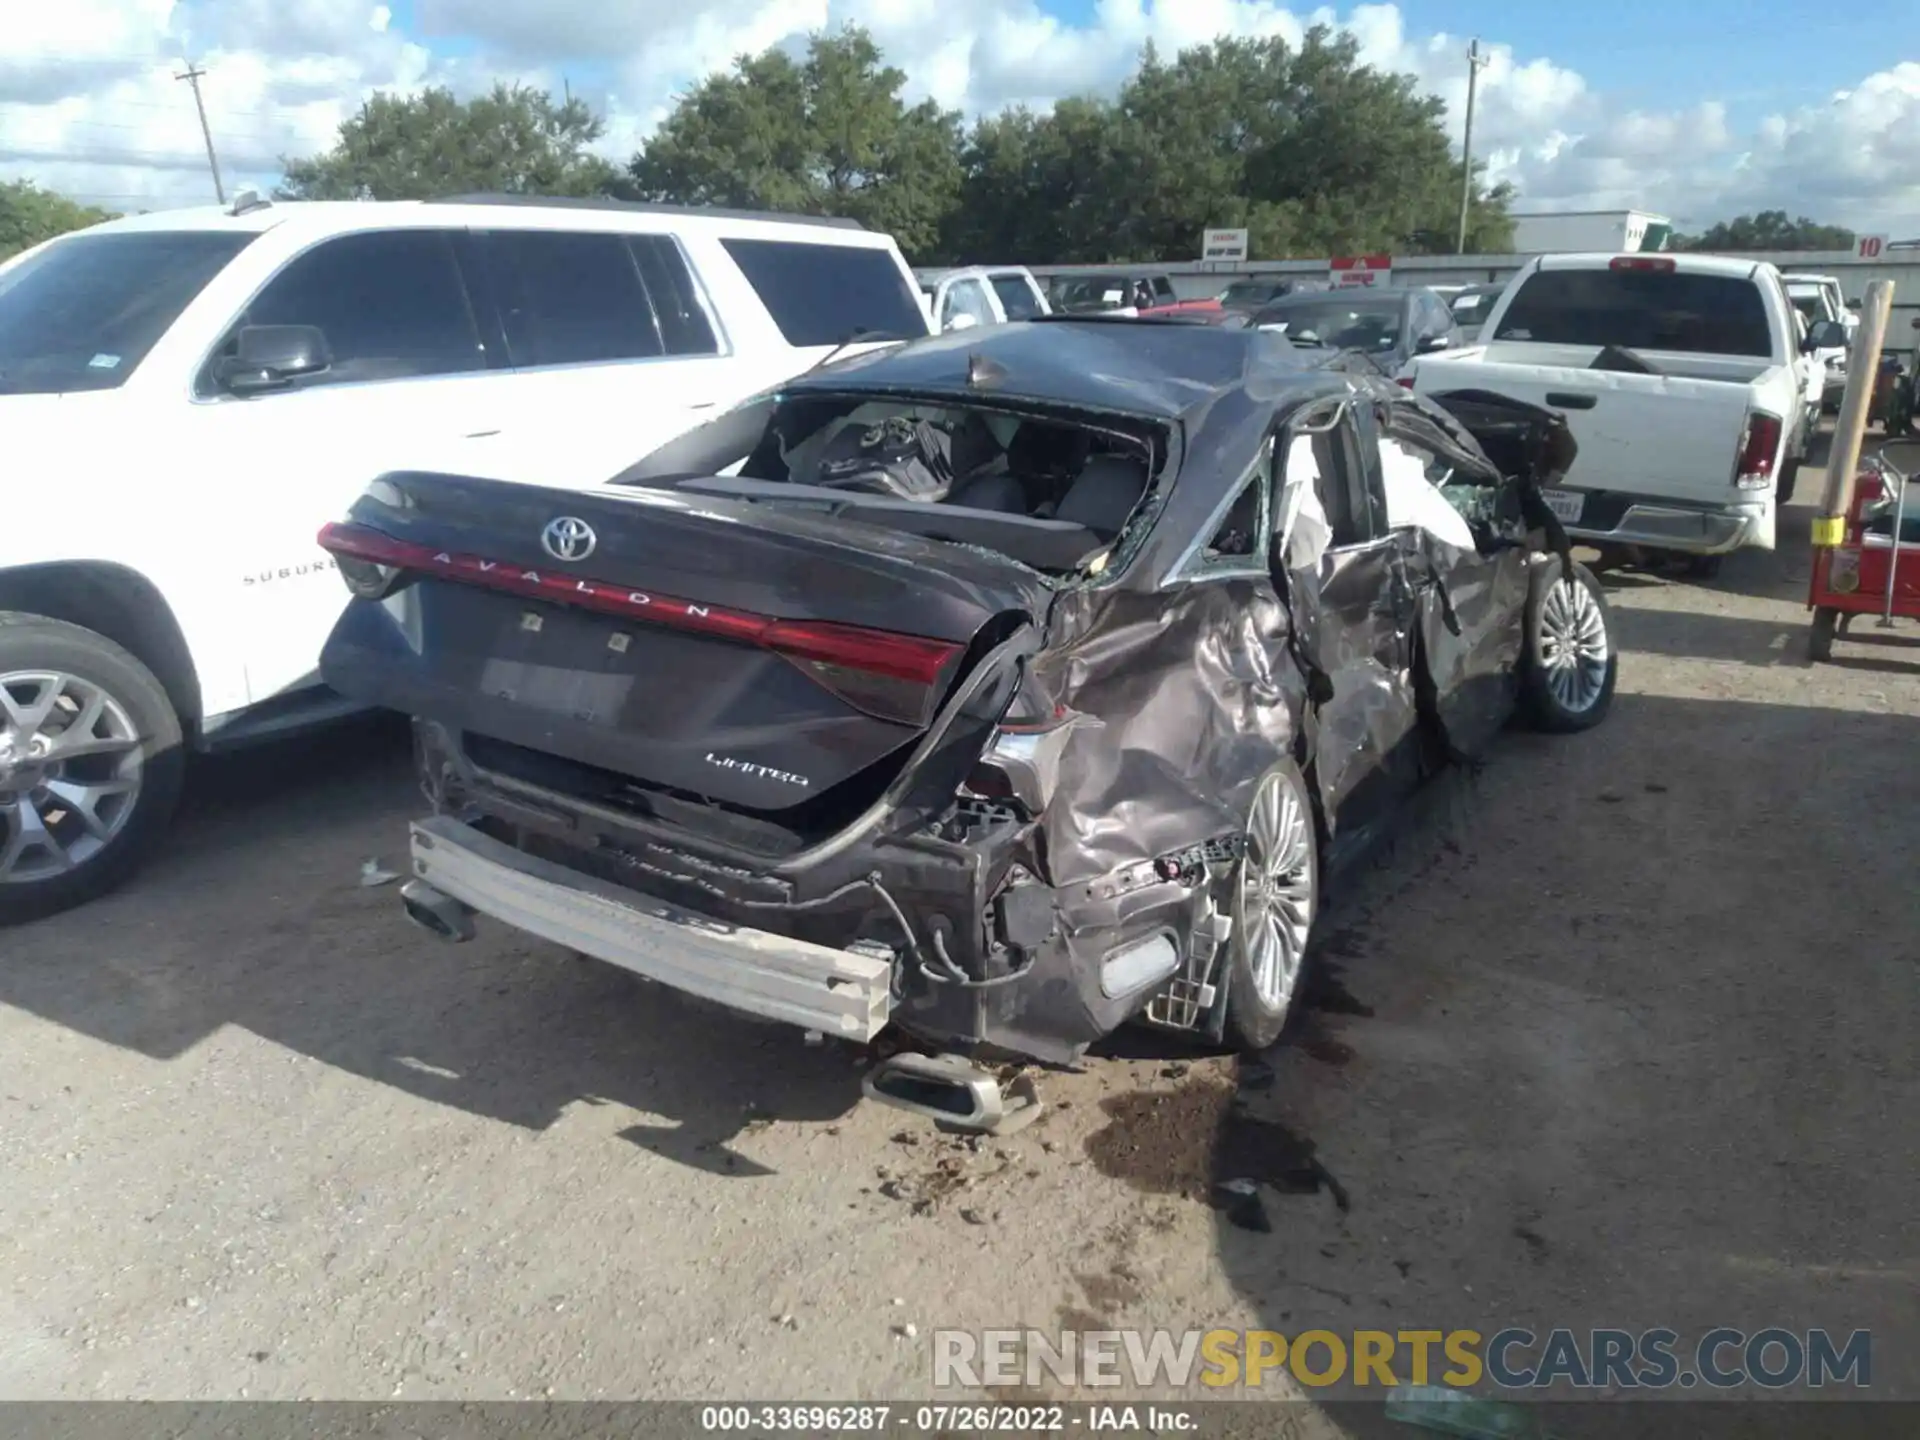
1520,558,1616,733
1224,759,1320,1052
0,614,185,926
1777,457,1800,505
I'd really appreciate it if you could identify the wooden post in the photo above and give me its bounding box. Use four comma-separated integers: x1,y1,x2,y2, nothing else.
1813,279,1895,546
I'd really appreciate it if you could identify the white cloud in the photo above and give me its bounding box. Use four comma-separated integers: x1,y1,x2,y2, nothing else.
4,0,1917,238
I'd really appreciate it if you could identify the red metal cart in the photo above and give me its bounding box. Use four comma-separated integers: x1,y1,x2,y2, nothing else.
1806,450,1919,661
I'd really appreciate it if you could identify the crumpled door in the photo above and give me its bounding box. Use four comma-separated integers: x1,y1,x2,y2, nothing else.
1274,406,1423,859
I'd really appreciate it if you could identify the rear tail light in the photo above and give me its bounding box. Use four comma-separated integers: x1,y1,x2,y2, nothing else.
1609,256,1676,273
316,521,962,726
320,522,415,599
1397,376,1415,389
1733,412,1783,490
967,704,1077,814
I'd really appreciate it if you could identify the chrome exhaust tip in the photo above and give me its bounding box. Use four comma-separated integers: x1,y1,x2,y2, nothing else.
400,879,475,943
862,1051,1043,1135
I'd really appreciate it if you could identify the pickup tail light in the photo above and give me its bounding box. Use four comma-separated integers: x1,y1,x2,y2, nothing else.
316,520,962,725
1609,256,1676,273
1733,412,1783,490
1397,376,1415,389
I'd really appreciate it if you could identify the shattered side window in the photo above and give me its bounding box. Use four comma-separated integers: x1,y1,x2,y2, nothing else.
1202,441,1271,559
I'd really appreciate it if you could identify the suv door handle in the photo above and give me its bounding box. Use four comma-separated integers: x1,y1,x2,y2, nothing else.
1545,391,1597,409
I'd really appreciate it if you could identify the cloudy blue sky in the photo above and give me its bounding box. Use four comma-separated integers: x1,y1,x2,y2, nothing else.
4,0,1917,237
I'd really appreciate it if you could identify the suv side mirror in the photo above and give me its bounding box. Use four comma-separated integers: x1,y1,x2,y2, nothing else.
218,324,332,393
1416,332,1453,354
944,312,980,332
1804,320,1847,351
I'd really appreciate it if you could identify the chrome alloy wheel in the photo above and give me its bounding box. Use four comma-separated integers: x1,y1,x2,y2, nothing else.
1236,767,1316,1012
0,670,146,884
1537,577,1611,715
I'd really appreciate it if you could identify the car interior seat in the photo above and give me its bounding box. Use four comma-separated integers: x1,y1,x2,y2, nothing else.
947,472,1030,514
1055,455,1149,539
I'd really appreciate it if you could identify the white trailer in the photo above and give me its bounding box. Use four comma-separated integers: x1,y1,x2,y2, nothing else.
1511,210,1671,255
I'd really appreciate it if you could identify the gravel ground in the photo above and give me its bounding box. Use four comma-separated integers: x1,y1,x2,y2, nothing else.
3,456,1916,1421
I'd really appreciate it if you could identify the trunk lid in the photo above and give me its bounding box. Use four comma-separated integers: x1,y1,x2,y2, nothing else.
318,471,1048,820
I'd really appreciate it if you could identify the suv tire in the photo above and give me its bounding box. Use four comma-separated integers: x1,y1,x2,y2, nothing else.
0,614,185,925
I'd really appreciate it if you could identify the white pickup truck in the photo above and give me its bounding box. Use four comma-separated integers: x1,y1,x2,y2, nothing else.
1407,253,1841,568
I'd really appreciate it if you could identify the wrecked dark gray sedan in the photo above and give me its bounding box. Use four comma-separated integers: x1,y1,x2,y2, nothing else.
316,319,1613,1127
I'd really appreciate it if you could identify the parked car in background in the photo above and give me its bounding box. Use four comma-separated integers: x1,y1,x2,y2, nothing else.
1251,285,1462,376
0,192,928,923
1783,272,1851,411
1048,271,1221,319
1448,282,1510,341
316,319,1613,1099
1407,253,1833,574
915,266,1048,332
1216,277,1319,314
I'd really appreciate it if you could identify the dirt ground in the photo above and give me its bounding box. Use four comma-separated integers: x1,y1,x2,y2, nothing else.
3,451,1917,1424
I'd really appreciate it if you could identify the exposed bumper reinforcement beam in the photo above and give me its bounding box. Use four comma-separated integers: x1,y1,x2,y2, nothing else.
407,815,893,1040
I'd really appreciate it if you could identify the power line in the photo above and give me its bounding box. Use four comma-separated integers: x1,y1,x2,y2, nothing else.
53,116,288,143
174,60,225,203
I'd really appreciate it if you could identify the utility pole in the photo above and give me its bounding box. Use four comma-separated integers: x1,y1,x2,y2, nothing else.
1456,38,1488,254
175,61,226,204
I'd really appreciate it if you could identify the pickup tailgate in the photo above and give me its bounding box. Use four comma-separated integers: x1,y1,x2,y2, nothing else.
1412,351,1759,508
318,471,1048,817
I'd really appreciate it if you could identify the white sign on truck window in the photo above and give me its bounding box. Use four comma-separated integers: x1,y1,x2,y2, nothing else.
1203,228,1249,262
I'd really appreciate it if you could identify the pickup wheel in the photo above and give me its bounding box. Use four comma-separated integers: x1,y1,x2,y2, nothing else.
1224,759,1320,1052
1520,558,1617,733
1777,457,1800,505
0,614,185,925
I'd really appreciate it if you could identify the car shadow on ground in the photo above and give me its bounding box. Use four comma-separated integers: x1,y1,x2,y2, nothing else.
1165,681,1920,1426
1,713,865,1176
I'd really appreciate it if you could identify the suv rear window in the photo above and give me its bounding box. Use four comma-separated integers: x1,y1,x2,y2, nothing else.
722,239,925,347
1494,269,1773,357
0,231,253,395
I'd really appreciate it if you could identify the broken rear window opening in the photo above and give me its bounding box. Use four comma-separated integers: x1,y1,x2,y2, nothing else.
616,392,1170,578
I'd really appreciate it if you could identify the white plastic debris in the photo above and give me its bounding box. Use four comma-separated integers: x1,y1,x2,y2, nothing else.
803,1030,824,1046
359,858,400,888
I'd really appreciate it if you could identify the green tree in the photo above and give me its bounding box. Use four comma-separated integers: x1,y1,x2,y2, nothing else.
627,27,962,258
939,29,1512,264
1674,210,1855,252
945,100,1139,263
278,83,621,201
0,180,114,260
1113,31,1512,261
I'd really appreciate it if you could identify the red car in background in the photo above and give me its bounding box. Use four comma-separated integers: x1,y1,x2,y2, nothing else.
1046,271,1224,319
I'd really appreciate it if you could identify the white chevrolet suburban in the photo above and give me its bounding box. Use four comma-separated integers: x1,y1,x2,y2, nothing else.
1407,253,1842,571
0,193,930,922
